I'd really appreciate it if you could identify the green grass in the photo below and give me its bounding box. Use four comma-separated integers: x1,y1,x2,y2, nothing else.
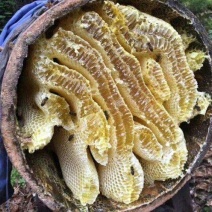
180,0,212,39
180,0,212,13
11,168,26,188
203,206,212,212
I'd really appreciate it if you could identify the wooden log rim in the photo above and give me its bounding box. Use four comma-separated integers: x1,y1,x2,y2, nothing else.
1,0,212,211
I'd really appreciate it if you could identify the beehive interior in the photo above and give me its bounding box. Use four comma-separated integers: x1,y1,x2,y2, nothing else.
16,0,211,209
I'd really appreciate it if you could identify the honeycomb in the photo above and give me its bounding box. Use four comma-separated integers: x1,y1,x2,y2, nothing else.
17,0,210,206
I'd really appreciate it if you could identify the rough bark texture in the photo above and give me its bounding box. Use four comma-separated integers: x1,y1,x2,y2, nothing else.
190,144,212,211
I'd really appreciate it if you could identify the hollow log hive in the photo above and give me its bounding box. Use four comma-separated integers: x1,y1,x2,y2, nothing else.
16,0,211,207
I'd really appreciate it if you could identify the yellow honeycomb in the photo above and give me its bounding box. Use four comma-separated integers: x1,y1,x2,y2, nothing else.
17,0,210,205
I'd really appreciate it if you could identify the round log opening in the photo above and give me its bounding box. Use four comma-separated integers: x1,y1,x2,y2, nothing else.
1,0,212,211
